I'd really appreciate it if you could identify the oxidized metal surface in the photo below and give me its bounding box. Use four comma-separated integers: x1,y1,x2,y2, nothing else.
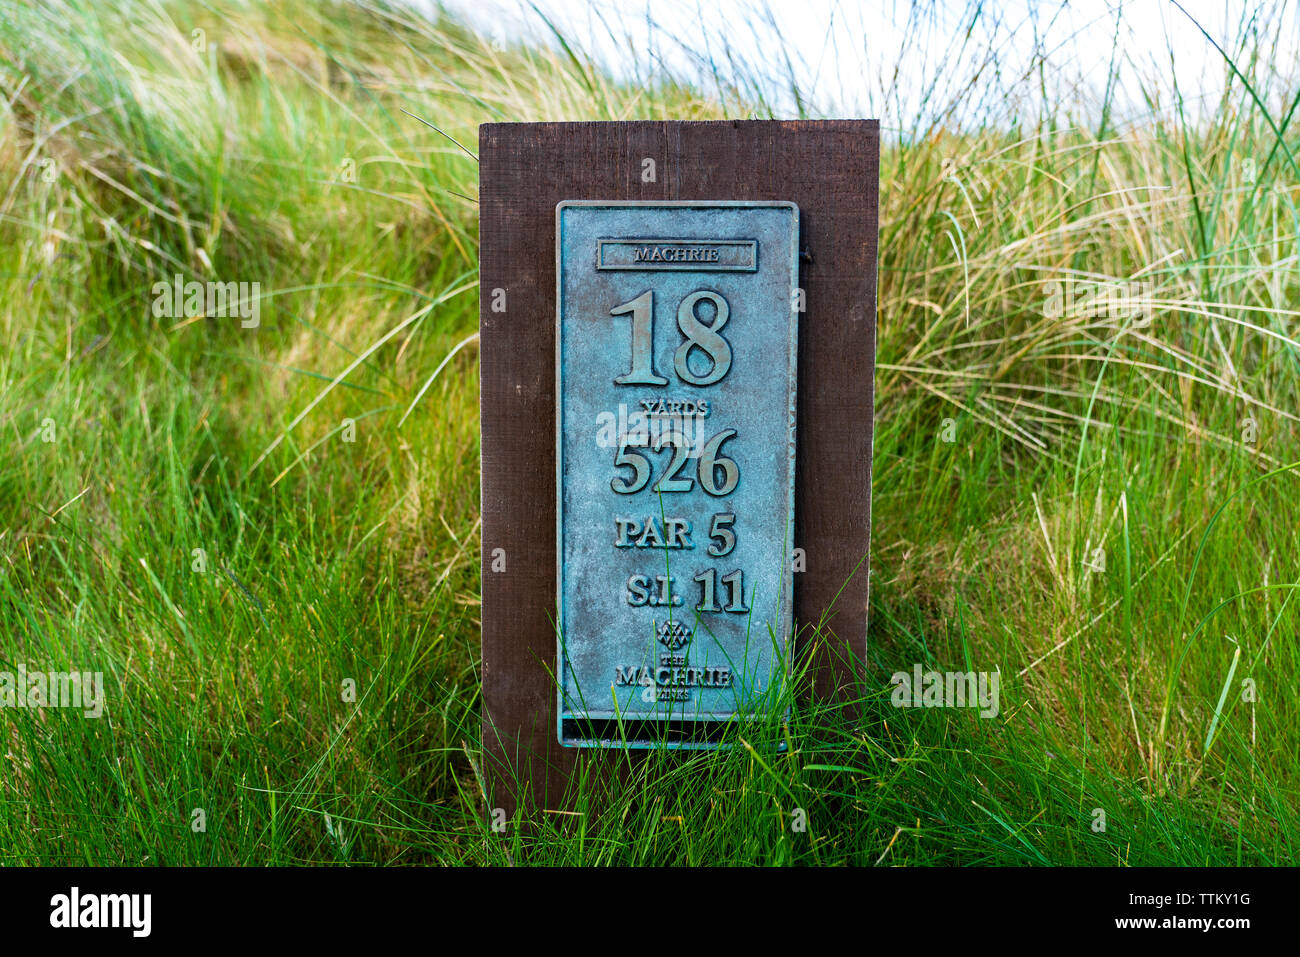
555,201,799,748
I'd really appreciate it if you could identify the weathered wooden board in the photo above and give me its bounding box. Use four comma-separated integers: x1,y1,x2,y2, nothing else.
479,120,878,814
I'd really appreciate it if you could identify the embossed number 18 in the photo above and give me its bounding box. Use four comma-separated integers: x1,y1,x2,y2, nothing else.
611,290,732,387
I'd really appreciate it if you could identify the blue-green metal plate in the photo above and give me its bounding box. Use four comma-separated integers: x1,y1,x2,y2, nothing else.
556,201,799,748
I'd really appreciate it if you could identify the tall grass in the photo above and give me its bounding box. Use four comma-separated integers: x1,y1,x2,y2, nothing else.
0,0,1294,864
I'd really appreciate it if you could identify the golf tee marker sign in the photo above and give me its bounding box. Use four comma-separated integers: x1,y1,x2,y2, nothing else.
480,120,878,812
556,202,799,747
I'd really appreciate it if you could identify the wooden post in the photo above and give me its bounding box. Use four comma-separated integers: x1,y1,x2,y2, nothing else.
479,120,879,815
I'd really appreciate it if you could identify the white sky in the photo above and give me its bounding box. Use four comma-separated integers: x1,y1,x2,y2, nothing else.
424,0,1299,132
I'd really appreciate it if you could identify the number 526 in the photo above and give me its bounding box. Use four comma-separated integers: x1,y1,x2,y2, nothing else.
611,430,739,496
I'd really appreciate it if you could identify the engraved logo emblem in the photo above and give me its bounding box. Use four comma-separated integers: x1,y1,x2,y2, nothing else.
656,619,693,651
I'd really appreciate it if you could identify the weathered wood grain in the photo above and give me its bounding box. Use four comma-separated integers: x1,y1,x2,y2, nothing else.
479,120,878,814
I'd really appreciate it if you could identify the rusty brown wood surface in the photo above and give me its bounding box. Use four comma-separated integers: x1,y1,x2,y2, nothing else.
479,119,878,814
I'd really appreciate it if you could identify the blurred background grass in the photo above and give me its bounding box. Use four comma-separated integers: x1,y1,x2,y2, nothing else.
0,0,1295,864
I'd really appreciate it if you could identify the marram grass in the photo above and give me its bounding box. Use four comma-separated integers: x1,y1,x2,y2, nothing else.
0,0,1294,864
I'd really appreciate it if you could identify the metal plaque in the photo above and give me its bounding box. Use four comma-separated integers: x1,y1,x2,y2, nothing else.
556,201,799,748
